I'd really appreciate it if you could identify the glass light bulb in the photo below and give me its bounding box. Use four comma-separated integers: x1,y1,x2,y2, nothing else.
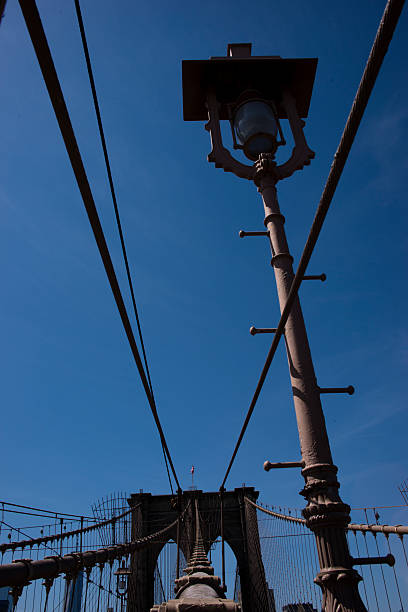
234,100,278,161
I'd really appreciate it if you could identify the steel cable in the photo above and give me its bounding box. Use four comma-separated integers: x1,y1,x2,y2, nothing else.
352,531,370,608
220,0,405,490
385,534,404,611
0,500,95,521
367,509,391,611
73,0,174,496
0,501,191,589
0,0,6,25
0,506,137,554
17,0,180,491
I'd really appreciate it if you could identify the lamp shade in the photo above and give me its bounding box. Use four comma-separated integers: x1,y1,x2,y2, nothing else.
234,100,278,160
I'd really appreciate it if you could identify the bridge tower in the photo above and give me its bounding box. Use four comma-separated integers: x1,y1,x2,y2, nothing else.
151,498,240,611
126,487,270,611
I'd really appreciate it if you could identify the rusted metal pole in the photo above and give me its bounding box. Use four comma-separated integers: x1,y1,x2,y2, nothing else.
256,168,366,610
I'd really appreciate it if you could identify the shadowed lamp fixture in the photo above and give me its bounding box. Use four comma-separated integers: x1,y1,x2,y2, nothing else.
181,42,316,179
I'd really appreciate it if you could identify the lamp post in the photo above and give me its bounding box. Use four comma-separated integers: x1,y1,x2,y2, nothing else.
114,560,131,611
182,44,366,611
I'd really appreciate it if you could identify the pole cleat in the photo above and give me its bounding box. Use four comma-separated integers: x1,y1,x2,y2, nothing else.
250,326,277,335
239,230,269,238
264,460,304,471
352,554,395,567
303,273,326,281
318,386,355,395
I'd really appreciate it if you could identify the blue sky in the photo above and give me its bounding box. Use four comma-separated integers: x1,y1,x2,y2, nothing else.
0,0,407,552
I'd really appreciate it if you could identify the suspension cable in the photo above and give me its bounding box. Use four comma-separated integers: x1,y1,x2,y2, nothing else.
72,0,174,495
248,498,408,536
0,501,191,588
0,500,95,520
0,519,62,559
0,0,7,24
220,0,405,490
1,506,138,553
17,0,180,491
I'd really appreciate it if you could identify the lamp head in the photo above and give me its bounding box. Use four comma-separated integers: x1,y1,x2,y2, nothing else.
114,562,131,596
181,44,316,181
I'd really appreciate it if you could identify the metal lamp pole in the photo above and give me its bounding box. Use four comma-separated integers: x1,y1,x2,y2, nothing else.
255,158,365,611
182,44,370,610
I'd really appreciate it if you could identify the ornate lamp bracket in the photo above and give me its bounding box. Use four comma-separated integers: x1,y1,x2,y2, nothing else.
275,90,315,181
205,89,256,181
205,88,314,183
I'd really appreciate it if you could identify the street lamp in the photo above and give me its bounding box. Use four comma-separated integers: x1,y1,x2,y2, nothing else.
182,44,367,611
114,560,131,611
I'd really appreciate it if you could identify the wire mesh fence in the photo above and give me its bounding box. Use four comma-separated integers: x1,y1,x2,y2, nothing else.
250,499,408,612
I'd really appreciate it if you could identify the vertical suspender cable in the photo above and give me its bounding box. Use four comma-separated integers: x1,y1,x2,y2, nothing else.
352,530,369,608
366,509,391,611
385,534,404,611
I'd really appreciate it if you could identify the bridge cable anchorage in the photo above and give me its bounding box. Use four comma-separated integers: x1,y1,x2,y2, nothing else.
17,0,180,492
73,0,174,497
220,0,405,491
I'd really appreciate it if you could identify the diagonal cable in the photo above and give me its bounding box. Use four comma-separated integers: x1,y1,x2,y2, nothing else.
73,0,174,495
0,1,7,25
220,0,405,490
18,0,180,492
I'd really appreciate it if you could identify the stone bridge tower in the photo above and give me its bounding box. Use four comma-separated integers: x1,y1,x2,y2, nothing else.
126,487,270,611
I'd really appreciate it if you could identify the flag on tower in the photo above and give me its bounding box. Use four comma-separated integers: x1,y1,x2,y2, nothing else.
191,466,195,474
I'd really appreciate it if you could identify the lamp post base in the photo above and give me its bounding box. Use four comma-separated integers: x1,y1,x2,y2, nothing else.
315,568,365,612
